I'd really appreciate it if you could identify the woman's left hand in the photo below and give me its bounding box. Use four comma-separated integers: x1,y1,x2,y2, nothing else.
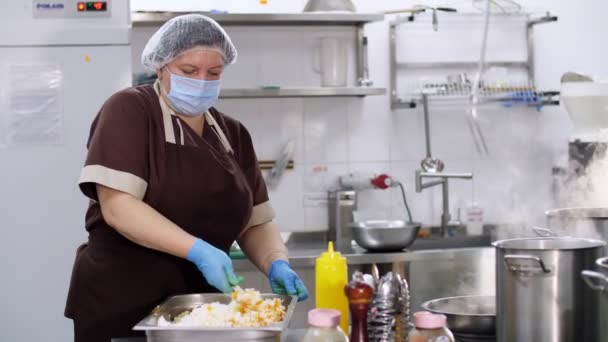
268,260,309,301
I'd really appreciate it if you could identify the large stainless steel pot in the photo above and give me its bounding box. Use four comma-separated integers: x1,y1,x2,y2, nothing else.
581,257,608,342
493,237,606,342
546,207,608,242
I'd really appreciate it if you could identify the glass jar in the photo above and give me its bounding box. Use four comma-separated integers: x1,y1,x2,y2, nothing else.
408,311,455,342
302,308,349,342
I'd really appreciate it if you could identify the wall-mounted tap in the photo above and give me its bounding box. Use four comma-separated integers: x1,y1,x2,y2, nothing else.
415,92,473,237
415,170,473,238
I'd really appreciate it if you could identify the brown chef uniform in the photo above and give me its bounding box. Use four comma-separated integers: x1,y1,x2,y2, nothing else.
64,81,275,342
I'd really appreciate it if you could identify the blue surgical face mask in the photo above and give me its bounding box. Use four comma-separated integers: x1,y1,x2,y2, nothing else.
163,69,221,116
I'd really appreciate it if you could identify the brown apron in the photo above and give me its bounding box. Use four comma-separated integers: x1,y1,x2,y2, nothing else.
65,111,254,342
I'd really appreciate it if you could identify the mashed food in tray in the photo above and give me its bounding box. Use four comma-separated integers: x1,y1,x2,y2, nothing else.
157,287,286,328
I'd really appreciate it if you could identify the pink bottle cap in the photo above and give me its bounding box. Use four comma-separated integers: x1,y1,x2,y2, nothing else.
413,311,447,329
308,308,341,328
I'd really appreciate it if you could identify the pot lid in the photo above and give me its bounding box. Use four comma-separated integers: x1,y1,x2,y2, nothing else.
493,237,606,250
546,207,608,219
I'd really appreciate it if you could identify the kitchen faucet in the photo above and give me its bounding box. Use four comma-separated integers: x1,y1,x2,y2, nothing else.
415,171,473,238
415,92,473,237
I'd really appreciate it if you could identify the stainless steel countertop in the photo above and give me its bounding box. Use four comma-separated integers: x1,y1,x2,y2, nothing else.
113,235,493,341
233,233,492,269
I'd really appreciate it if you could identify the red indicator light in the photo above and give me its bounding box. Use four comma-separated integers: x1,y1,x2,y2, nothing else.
77,2,85,11
83,1,107,11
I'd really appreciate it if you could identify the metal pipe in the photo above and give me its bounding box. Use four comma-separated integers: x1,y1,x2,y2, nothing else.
416,179,443,192
356,24,373,87
422,93,432,158
389,21,400,109
418,172,473,179
526,15,535,85
527,14,558,28
384,8,426,15
441,180,450,238
397,61,529,69
526,14,558,85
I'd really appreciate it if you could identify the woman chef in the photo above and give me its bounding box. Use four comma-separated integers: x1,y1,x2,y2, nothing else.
64,14,308,342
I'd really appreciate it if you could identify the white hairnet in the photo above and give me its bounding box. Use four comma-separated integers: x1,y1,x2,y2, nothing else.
141,14,237,71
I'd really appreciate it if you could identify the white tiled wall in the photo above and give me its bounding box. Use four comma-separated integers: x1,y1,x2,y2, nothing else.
131,0,608,232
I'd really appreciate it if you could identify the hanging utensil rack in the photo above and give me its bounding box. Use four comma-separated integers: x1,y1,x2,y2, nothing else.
389,11,558,109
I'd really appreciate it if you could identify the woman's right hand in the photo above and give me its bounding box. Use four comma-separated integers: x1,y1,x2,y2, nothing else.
186,239,243,293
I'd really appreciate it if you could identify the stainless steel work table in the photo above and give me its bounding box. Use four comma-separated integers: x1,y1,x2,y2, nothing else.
112,234,495,341
233,233,495,328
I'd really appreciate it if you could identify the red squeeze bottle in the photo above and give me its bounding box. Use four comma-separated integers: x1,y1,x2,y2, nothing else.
344,272,374,342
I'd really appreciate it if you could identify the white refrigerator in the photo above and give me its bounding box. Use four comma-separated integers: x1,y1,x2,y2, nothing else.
0,1,131,340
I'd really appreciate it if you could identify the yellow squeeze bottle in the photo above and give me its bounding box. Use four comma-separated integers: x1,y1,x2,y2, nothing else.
315,241,349,334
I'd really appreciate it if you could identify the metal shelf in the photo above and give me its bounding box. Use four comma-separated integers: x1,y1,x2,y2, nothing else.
396,61,529,70
132,12,385,27
132,12,383,97
389,12,558,110
219,87,386,98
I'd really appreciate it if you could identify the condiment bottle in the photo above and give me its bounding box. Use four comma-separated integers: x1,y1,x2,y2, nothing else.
302,308,349,342
408,311,455,342
344,271,374,342
315,241,349,333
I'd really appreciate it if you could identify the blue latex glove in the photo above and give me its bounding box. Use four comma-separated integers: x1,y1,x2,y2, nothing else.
268,260,309,301
186,239,243,293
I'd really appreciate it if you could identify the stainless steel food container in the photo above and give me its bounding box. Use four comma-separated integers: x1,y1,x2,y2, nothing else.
582,256,608,342
546,207,608,243
350,220,420,252
133,293,297,342
302,0,356,12
494,237,606,342
421,295,495,335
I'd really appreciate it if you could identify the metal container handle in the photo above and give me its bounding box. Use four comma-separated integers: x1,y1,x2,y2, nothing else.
581,270,608,292
504,254,552,274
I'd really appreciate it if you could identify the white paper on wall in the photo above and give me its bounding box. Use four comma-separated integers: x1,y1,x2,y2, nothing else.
5,64,63,147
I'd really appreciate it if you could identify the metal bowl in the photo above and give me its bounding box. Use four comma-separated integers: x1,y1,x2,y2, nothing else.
350,220,420,252
421,295,495,335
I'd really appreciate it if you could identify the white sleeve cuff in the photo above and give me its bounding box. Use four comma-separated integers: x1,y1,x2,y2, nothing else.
79,164,148,200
